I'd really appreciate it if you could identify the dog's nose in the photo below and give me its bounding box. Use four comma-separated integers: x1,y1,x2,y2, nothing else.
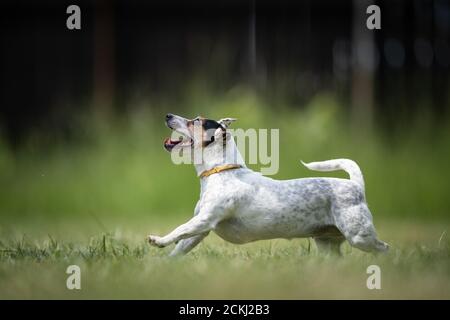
166,113,174,121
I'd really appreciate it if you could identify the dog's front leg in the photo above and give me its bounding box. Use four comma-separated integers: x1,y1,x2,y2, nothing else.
169,232,210,256
168,200,209,256
147,214,216,248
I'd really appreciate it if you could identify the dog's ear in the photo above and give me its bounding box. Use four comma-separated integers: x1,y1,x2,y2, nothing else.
218,118,237,128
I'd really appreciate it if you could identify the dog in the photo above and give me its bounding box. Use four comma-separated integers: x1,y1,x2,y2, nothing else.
147,113,389,256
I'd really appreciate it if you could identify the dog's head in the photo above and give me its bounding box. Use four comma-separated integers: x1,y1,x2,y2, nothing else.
164,114,236,153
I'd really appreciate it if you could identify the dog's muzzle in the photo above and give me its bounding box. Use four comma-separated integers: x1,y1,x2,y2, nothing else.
164,114,193,152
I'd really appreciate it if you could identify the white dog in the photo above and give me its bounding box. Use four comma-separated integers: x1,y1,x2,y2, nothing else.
147,114,389,256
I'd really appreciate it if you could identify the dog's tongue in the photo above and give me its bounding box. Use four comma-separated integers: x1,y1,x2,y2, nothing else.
164,137,181,146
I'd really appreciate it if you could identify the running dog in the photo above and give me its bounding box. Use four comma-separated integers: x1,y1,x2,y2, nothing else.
147,113,389,256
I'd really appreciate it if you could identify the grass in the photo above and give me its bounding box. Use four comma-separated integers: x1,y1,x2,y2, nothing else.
0,218,449,299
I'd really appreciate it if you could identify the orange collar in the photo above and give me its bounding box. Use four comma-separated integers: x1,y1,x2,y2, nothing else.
199,164,242,178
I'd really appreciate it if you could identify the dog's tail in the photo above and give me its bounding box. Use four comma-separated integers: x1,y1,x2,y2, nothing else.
301,159,365,192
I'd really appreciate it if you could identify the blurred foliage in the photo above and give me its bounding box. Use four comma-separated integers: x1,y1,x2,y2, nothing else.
0,87,450,221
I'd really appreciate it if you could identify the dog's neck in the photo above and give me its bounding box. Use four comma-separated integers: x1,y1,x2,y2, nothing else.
194,137,246,177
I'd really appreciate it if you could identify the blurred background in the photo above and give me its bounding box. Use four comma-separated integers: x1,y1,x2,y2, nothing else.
1,0,450,224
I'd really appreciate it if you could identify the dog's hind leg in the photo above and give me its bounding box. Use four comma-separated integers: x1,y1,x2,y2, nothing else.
335,204,389,253
169,232,209,257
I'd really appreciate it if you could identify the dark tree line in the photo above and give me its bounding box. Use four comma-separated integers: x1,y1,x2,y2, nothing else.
1,0,449,145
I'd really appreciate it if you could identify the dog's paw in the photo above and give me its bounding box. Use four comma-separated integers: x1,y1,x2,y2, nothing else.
147,235,166,248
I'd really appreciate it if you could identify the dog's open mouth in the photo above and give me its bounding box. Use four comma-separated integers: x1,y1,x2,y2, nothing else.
164,135,193,152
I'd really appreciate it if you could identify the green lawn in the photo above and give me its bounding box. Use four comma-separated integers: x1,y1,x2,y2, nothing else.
1,217,449,299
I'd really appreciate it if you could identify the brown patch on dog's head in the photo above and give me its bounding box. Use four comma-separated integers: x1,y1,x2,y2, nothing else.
187,117,226,148
164,114,236,152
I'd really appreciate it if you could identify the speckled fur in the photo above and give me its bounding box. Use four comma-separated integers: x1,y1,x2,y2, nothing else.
147,114,389,256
